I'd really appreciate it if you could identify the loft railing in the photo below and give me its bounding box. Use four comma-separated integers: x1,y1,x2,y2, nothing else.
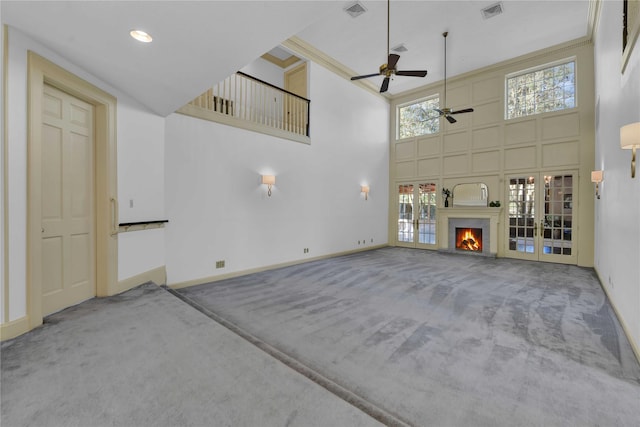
187,71,310,137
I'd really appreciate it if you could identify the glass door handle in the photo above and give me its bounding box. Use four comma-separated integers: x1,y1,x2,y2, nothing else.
534,222,538,236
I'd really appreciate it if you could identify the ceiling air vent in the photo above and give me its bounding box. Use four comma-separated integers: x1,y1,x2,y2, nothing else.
344,1,367,18
391,43,408,53
481,2,504,19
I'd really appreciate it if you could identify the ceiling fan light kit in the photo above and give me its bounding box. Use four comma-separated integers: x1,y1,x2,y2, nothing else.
350,0,428,93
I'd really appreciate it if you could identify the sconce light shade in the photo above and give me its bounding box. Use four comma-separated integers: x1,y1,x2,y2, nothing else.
261,175,276,186
591,170,603,183
591,170,603,199
261,175,275,196
620,122,640,178
361,185,370,200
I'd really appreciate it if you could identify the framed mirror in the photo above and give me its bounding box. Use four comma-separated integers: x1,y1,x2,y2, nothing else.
452,183,488,207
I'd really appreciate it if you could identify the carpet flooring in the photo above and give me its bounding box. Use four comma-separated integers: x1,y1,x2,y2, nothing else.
1,284,383,427
177,247,640,426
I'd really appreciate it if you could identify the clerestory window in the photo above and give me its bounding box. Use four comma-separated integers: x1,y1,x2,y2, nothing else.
506,59,576,120
397,96,440,139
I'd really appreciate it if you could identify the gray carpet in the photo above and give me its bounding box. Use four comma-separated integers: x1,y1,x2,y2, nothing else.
177,247,640,427
1,284,383,427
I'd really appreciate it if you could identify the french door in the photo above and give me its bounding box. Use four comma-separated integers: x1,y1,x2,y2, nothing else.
506,172,578,264
396,182,438,248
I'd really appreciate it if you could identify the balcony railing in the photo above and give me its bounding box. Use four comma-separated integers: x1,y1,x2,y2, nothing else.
185,71,310,138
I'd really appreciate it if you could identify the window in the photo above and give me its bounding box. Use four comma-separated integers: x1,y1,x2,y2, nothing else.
506,60,575,120
398,96,439,139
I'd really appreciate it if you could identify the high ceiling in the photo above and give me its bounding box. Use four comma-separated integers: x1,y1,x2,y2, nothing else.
2,1,592,117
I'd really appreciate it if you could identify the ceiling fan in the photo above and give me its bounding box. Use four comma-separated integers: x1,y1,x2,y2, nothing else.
350,0,428,93
435,32,474,123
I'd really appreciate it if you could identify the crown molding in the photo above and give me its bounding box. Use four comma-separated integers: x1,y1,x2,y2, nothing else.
282,36,389,101
391,36,593,103
261,52,301,69
587,0,601,41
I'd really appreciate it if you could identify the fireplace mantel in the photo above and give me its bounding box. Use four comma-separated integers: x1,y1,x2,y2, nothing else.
437,207,502,255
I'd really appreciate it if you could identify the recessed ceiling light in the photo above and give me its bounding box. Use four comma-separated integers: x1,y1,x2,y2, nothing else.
130,29,152,43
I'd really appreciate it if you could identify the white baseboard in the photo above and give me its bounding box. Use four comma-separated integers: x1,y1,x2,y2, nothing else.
0,316,30,342
117,266,166,294
594,267,640,364
169,245,388,290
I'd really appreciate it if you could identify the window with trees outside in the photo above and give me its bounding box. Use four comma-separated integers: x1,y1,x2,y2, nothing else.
506,60,576,120
398,96,440,139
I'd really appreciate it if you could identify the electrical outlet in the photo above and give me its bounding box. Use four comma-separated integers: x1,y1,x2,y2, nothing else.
216,260,225,269
303,248,309,254
358,240,360,245
129,199,134,208
371,238,373,243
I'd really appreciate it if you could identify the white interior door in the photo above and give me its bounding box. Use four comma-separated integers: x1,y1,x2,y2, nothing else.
506,172,578,264
41,84,96,315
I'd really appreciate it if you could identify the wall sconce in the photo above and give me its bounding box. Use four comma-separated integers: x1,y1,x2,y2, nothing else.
261,175,275,197
620,122,640,178
361,185,370,200
591,170,603,199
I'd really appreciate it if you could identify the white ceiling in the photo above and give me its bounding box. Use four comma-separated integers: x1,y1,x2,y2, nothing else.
2,1,592,116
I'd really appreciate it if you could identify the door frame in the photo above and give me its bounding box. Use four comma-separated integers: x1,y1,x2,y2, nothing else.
394,181,439,249
504,170,579,264
27,52,118,329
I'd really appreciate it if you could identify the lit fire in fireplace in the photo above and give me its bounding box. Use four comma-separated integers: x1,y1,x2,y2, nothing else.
456,228,483,252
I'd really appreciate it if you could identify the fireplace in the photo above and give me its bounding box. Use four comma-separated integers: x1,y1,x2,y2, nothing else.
455,228,483,252
447,218,492,256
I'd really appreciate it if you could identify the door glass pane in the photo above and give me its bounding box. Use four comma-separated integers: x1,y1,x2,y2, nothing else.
543,175,573,255
418,183,437,244
398,185,414,243
508,177,536,253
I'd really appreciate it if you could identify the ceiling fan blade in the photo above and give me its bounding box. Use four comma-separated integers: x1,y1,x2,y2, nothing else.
395,70,428,77
445,115,457,124
351,73,381,81
450,108,474,114
387,54,400,69
380,77,390,93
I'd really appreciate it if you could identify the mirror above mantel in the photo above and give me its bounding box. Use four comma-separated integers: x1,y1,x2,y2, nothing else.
452,183,488,207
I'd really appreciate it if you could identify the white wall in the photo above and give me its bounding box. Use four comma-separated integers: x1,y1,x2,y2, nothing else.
165,61,389,285
240,57,285,88
2,27,165,324
593,1,640,349
1,24,5,323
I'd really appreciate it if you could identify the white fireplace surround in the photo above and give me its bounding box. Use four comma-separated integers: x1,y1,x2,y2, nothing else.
437,207,502,256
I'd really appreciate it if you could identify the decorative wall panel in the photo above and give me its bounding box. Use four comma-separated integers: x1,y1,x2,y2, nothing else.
443,154,468,176
417,158,440,177
472,76,501,103
472,100,501,126
417,135,440,157
396,160,416,178
395,140,415,159
447,85,471,106
472,126,501,149
504,146,537,170
472,151,501,173
542,112,579,140
542,141,579,167
505,119,536,145
443,131,470,153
